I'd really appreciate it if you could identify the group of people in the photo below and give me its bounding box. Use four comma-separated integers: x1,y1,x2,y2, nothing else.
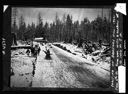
26,43,41,57
26,43,52,60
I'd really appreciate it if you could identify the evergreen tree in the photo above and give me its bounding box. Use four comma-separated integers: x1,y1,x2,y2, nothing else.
66,14,72,43
35,13,44,38
18,15,26,40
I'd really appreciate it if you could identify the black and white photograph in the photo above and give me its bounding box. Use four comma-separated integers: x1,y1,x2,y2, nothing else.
10,7,112,88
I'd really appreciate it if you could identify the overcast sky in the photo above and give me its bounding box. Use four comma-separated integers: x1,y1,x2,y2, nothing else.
12,7,111,26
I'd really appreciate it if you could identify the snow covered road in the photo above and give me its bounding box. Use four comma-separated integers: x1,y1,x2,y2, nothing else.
32,44,110,88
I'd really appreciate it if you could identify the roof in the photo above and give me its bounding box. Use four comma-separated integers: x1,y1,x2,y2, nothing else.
34,37,44,40
34,38,48,42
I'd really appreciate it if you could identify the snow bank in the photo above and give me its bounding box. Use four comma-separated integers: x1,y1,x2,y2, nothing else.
53,43,110,71
11,49,36,87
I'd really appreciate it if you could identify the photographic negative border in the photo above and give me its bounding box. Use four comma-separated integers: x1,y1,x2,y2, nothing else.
111,8,126,92
2,1,126,93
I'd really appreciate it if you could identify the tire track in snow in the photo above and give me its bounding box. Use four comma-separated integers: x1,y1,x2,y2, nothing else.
50,49,82,88
32,44,84,88
52,45,110,88
32,44,110,88
32,45,58,87
32,44,75,87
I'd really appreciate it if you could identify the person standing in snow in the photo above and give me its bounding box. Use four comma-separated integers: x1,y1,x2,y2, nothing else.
30,45,35,56
43,46,51,60
37,45,41,55
26,49,30,56
98,40,102,48
34,44,40,57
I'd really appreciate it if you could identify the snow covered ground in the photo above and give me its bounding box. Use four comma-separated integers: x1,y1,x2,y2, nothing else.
52,45,110,82
32,44,110,88
11,41,110,88
11,42,36,87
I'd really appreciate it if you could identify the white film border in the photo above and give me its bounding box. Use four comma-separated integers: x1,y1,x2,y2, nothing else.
3,5,9,12
118,66,126,93
114,3,126,15
114,3,126,93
